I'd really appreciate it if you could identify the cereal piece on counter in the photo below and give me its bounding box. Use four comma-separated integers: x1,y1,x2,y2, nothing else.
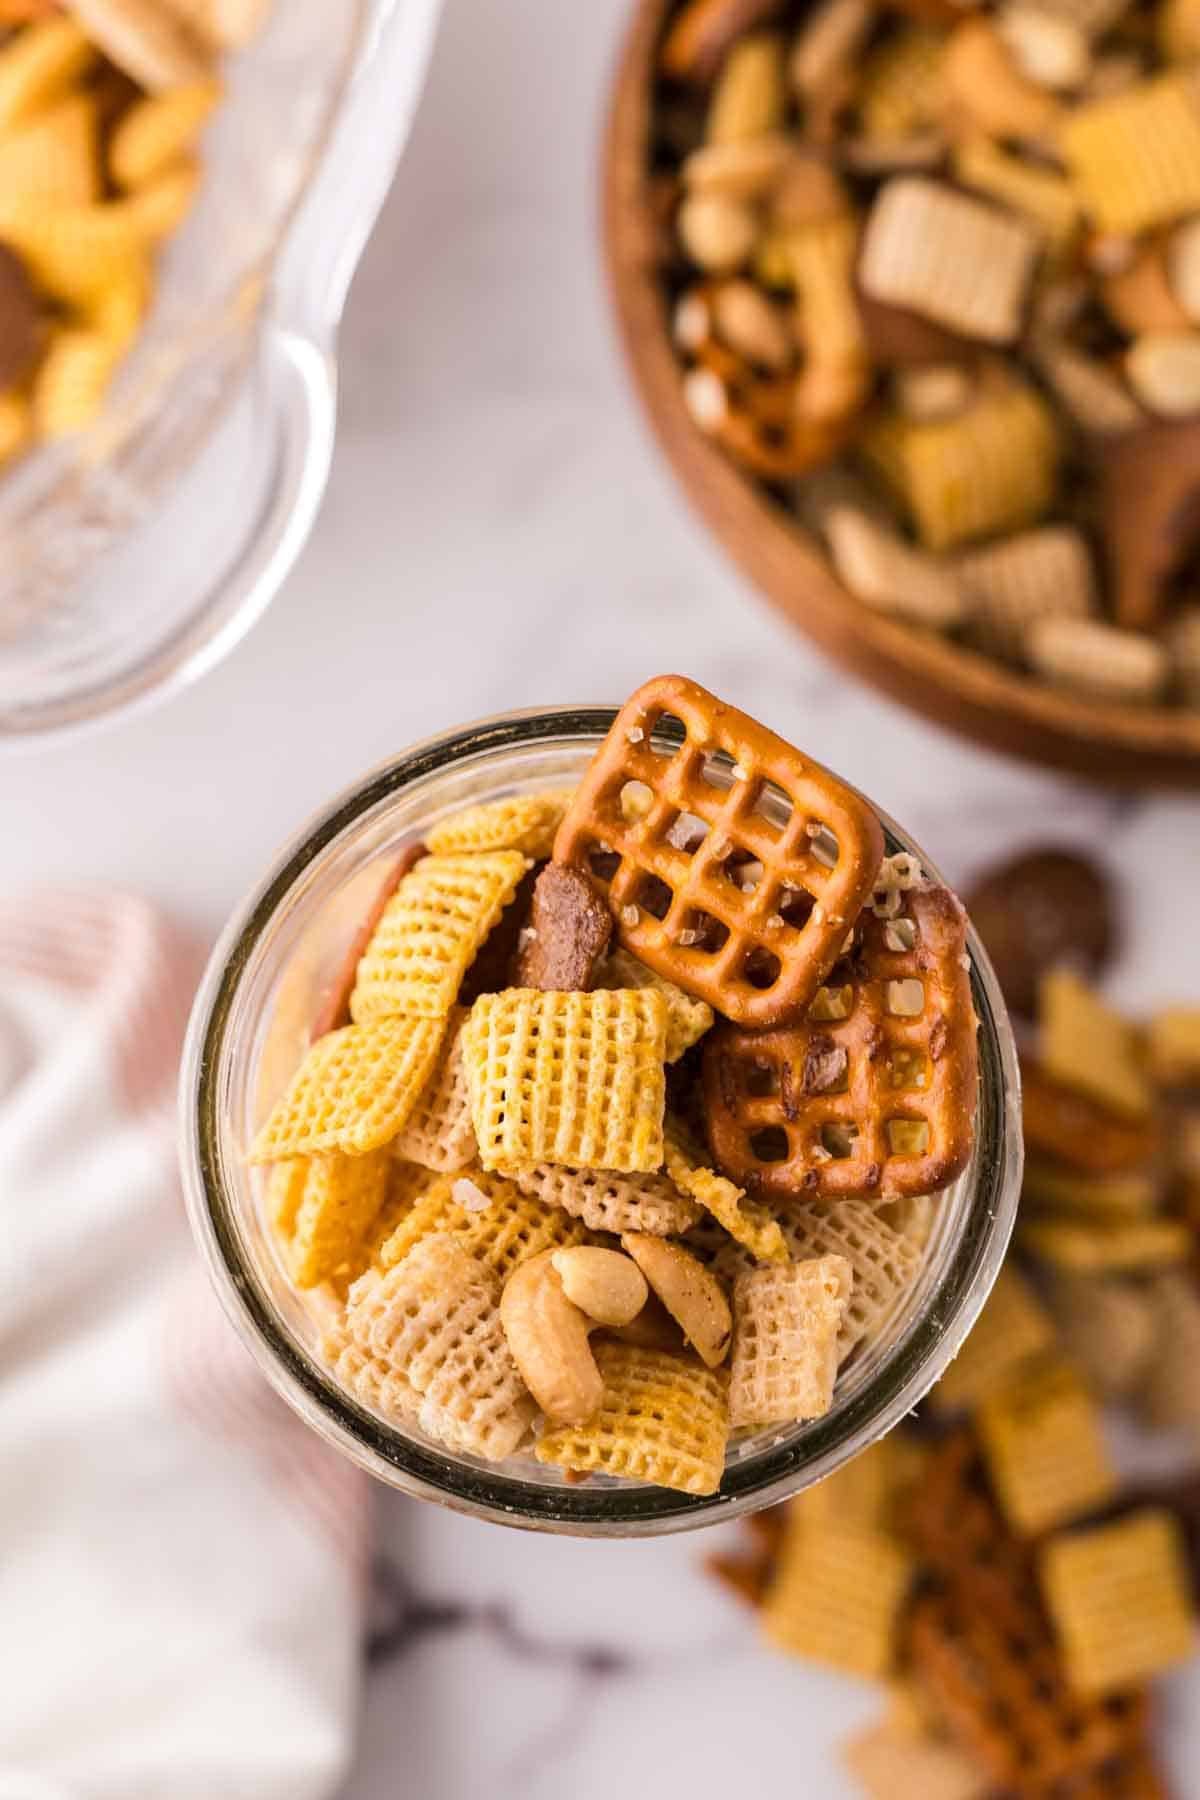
1021,1058,1159,1173
70,0,211,92
593,946,713,1062
797,1433,926,1535
287,1148,391,1288
426,791,574,861
1139,1271,1200,1439
1148,1008,1200,1086
762,1507,913,1676
824,506,966,629
841,1717,989,1800
350,851,530,1022
1041,1271,1157,1400
509,1159,701,1237
108,79,221,189
664,1119,788,1263
858,177,1039,346
1039,1511,1197,1696
31,327,122,438
514,863,612,991
0,92,99,212
1168,608,1200,705
977,1357,1118,1534
1023,1162,1161,1219
379,1166,591,1282
1027,613,1171,705
956,526,1096,664
0,16,93,132
728,1256,852,1427
389,1007,476,1172
1059,73,1200,234
534,1341,730,1495
1020,1215,1193,1272
343,1235,537,1460
462,987,667,1174
248,1014,447,1161
931,1264,1056,1412
861,381,1060,551
953,138,1079,253
1040,968,1153,1121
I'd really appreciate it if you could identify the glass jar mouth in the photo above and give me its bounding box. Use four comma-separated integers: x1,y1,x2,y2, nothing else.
180,704,1022,1536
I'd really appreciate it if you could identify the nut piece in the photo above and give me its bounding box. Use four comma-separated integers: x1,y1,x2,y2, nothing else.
500,1250,604,1426
1101,242,1192,335
677,192,759,272
622,1232,733,1367
682,133,792,200
551,1247,648,1328
997,6,1090,91
942,19,1061,143
605,1292,687,1351
712,278,794,368
1125,331,1200,416
1026,615,1170,703
1167,217,1200,323
825,506,966,628
790,0,874,102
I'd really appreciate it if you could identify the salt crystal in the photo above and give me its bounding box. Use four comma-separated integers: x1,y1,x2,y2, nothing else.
453,1178,490,1214
731,762,749,781
626,726,645,744
811,1145,833,1164
622,904,641,928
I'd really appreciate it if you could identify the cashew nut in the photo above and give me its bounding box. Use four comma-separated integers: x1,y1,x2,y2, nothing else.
622,1233,733,1368
551,1247,648,1328
677,192,759,274
500,1251,603,1426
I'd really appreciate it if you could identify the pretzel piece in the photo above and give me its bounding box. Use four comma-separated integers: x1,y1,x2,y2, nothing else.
553,675,884,1029
702,884,978,1200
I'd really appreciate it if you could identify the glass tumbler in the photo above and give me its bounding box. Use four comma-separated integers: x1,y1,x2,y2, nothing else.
180,705,1022,1536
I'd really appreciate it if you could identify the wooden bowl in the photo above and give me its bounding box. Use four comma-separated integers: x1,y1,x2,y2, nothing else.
601,0,1200,786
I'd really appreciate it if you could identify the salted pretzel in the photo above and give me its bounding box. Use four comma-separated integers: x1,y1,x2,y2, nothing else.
683,318,858,481
552,675,885,1030
700,882,978,1200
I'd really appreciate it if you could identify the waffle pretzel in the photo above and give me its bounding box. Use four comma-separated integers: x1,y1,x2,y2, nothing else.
553,675,884,1029
702,884,978,1201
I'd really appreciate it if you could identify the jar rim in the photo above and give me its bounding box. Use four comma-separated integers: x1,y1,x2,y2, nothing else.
180,704,1022,1536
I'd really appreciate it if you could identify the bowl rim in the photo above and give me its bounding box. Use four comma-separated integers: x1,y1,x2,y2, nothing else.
180,701,1023,1537
600,0,1200,787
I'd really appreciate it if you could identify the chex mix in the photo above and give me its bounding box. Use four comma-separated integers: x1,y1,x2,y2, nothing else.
251,674,981,1495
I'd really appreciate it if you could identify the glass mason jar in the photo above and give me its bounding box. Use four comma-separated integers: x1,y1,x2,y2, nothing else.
180,705,1022,1536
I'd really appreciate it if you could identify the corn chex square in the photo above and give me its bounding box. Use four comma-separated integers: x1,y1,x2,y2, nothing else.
931,1264,1056,1413
762,1510,913,1677
350,851,530,1023
595,946,713,1062
379,1166,591,1281
425,790,574,860
664,1120,787,1263
1040,970,1152,1121
1059,73,1200,234
462,987,668,1173
342,1234,536,1460
389,1007,476,1172
285,1148,391,1288
508,1160,700,1236
978,1357,1117,1535
1039,1511,1197,1696
249,1014,446,1161
534,1341,729,1496
729,1257,853,1429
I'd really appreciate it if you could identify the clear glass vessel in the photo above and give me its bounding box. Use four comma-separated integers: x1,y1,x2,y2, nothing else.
180,706,1023,1537
0,0,440,745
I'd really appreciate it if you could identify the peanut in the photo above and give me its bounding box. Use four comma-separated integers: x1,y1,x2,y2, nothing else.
622,1233,732,1367
677,192,758,272
551,1247,648,1328
1125,331,1200,416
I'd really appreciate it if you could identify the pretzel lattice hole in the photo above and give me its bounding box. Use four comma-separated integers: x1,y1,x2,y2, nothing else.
683,908,730,952
887,1118,931,1156
699,747,735,790
890,1048,928,1091
777,885,816,928
751,1126,790,1163
751,776,796,836
665,810,709,852
648,710,686,758
822,1121,860,1160
632,873,674,921
887,978,925,1017
743,946,782,990
587,846,621,882
806,822,840,869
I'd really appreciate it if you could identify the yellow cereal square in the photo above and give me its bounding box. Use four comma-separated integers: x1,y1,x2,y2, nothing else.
1148,1008,1200,1087
978,1358,1117,1535
664,1120,787,1263
931,1265,1056,1412
462,987,668,1173
287,1148,391,1288
1039,1511,1197,1695
379,1165,591,1281
762,1510,913,1677
350,851,529,1022
1060,73,1200,234
596,946,714,1062
248,1014,446,1162
534,1341,729,1496
1040,970,1153,1120
425,790,574,859
0,92,98,212
390,1007,476,1172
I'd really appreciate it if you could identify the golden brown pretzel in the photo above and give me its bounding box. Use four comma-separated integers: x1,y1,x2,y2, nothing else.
553,674,885,1030
700,883,978,1199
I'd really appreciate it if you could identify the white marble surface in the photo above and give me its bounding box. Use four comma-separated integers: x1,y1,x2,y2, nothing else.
1,1,1199,1795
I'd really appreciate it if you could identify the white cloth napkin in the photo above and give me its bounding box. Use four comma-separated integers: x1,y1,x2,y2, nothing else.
0,891,367,1800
